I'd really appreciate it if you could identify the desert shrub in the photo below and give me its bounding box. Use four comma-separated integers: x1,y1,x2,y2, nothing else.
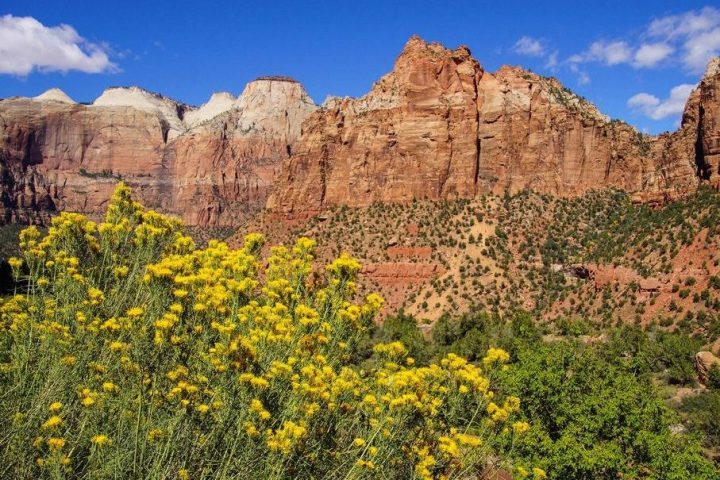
0,185,531,479
431,312,508,361
554,317,592,336
404,311,718,479
652,332,701,385
709,364,720,390
372,312,431,364
498,341,718,479
680,391,720,454
0,224,24,294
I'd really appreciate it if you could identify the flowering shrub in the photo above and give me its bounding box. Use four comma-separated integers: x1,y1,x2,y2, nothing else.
0,184,533,479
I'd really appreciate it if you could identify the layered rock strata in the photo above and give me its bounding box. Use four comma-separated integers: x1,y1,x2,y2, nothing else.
267,37,720,216
2,36,719,226
0,78,316,225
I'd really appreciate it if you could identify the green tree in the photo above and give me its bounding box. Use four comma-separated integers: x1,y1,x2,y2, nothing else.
497,341,717,479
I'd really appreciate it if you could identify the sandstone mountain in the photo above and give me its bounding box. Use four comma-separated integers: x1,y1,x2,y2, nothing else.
267,36,720,217
0,78,315,225
1,36,718,226
32,88,77,104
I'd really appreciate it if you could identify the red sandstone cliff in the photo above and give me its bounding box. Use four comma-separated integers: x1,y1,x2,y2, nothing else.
1,36,719,226
267,36,720,216
0,78,316,226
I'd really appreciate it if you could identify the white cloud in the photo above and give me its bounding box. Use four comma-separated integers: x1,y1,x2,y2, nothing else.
567,7,720,73
567,61,590,85
577,71,590,85
566,40,634,80
633,42,673,68
568,40,636,67
545,50,559,69
586,40,633,65
682,27,720,73
627,83,696,120
647,7,720,39
627,93,660,110
513,36,545,57
0,15,116,75
647,7,720,73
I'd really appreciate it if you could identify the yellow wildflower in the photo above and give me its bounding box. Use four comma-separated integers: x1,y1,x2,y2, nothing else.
61,356,77,365
126,307,144,318
513,421,530,434
109,341,128,352
483,347,510,366
102,382,118,393
8,257,22,269
91,435,111,447
42,416,63,429
47,437,66,450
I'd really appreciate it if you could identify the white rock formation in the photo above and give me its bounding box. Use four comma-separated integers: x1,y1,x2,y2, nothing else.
33,88,76,104
184,92,236,128
93,87,186,140
235,78,317,138
704,57,720,79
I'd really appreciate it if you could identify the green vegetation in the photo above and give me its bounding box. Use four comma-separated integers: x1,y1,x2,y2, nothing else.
286,187,720,337
374,311,720,478
0,185,536,479
78,168,123,180
681,391,720,457
3,184,720,478
0,224,24,293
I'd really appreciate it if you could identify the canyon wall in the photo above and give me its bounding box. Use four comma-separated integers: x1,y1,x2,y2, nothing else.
0,78,315,225
267,37,720,216
1,36,719,226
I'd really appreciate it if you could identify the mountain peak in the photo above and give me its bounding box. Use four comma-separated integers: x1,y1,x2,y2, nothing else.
184,92,237,128
33,88,76,104
704,57,720,80
251,76,300,84
93,86,185,107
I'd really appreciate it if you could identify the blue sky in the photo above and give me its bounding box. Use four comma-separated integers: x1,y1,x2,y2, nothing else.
1,1,719,133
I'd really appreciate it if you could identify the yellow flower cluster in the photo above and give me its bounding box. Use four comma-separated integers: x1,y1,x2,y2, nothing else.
483,347,511,366
486,396,521,422
0,183,531,478
266,420,307,453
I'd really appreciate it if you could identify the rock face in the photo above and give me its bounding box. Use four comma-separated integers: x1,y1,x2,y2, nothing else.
694,351,720,385
268,38,484,214
0,78,316,225
695,58,720,189
33,88,76,104
184,92,236,128
267,37,720,216
2,36,720,226
167,79,316,225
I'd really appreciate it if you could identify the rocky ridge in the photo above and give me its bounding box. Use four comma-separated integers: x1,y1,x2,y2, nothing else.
0,78,315,225
1,36,719,226
267,36,720,216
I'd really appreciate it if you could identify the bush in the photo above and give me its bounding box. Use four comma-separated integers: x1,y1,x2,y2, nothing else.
372,312,431,364
0,185,528,479
709,364,720,390
653,333,700,386
681,392,720,453
499,341,718,479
